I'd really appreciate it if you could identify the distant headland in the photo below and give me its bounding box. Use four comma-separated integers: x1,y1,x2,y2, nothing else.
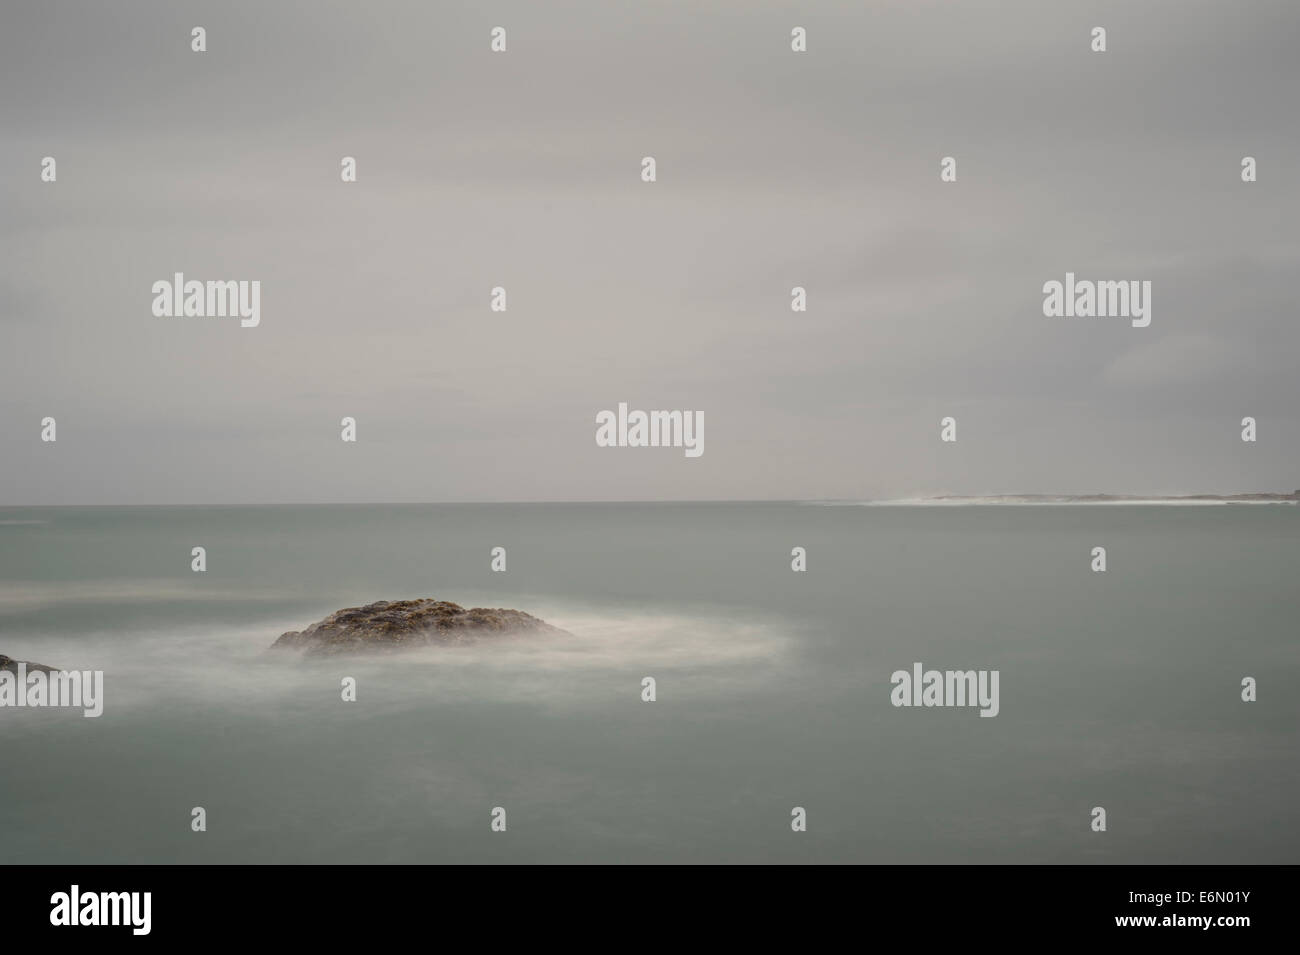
926,492,1300,505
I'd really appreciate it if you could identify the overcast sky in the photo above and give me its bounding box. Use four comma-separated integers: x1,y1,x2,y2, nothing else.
2,0,1297,504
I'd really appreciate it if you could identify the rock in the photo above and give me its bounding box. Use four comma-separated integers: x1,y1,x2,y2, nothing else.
271,599,564,657
0,654,57,674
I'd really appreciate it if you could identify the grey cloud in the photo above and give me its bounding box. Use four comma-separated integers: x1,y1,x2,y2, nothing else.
1,0,1297,503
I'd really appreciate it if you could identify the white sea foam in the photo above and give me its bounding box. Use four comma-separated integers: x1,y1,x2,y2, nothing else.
0,603,791,719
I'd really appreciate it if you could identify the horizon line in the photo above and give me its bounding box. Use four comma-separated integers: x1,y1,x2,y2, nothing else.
2,491,1297,509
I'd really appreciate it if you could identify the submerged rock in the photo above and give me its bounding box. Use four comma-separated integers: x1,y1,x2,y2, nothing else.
271,599,564,657
0,654,57,674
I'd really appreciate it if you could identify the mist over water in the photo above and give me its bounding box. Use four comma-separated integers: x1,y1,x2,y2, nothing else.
1,503,1297,863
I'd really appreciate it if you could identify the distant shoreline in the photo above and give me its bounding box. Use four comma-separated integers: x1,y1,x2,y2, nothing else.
844,492,1300,506
932,493,1299,503
804,492,1300,507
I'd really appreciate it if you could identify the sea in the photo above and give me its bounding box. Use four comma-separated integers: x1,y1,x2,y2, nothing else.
1,502,1297,863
